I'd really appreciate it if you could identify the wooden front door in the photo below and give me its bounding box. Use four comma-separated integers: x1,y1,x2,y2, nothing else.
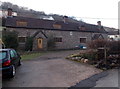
37,38,43,49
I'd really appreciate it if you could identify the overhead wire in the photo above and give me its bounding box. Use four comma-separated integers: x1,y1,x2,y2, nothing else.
71,16,119,20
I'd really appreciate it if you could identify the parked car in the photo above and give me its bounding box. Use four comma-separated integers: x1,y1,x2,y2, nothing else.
0,49,21,78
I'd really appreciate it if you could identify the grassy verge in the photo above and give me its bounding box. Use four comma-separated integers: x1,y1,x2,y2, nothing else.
21,52,45,61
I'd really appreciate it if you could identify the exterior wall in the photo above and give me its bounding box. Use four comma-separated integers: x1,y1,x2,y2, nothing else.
32,32,47,51
45,30,92,49
103,34,108,39
6,28,108,50
6,28,47,50
45,30,108,49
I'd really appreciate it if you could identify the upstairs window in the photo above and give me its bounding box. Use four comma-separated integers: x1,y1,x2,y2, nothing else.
53,24,61,29
54,37,62,42
80,38,86,43
16,21,27,27
79,25,86,30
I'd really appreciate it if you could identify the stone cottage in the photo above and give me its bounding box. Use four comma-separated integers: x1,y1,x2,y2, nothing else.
2,16,108,50
1,8,107,50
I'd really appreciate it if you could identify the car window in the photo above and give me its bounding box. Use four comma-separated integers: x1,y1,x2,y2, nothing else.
10,50,15,58
0,51,8,60
12,50,18,57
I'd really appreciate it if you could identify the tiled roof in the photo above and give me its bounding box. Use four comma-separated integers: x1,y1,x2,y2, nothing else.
3,16,107,33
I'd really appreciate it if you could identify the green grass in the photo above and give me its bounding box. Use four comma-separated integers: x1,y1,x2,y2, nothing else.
21,52,44,61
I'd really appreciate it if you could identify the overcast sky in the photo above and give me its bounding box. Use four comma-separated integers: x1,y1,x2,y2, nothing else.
1,0,120,28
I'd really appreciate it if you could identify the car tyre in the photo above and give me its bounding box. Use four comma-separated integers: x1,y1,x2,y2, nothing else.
9,65,16,78
18,60,21,66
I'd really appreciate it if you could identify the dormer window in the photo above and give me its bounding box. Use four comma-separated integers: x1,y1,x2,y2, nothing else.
53,24,61,29
79,25,86,30
16,21,27,27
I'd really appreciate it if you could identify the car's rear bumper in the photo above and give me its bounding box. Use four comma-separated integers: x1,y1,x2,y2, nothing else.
0,66,12,76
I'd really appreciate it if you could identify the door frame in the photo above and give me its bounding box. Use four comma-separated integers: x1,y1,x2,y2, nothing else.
37,38,43,49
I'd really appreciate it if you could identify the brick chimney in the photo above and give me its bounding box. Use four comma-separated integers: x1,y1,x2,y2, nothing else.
7,8,13,17
97,21,102,29
97,21,101,26
63,16,68,23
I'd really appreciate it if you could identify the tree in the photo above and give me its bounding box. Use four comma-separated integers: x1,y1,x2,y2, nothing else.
2,30,19,50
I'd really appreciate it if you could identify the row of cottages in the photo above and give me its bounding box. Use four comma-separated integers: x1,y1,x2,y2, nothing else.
2,16,108,51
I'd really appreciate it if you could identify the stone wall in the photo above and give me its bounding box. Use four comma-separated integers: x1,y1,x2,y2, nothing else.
45,30,108,49
6,28,108,50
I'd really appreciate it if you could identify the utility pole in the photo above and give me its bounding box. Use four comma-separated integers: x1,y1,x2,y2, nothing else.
118,29,119,35
104,45,107,65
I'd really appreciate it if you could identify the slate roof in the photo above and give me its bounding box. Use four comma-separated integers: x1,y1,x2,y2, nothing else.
104,27,119,35
3,16,107,33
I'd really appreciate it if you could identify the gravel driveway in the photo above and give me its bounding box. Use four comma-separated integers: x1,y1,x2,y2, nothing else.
2,50,102,87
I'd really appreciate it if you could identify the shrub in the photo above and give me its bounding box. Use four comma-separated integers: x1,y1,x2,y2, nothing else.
2,30,18,50
88,39,108,49
88,39,120,53
80,51,97,60
25,36,34,51
108,41,120,54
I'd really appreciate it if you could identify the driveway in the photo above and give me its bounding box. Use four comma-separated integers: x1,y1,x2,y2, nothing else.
2,50,102,87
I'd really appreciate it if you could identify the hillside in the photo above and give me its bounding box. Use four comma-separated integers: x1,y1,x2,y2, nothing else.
1,1,84,24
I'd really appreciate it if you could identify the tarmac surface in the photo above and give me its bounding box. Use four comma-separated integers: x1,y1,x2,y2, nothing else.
70,69,119,89
2,50,101,87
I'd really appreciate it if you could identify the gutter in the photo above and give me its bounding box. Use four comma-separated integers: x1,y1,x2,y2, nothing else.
5,26,107,34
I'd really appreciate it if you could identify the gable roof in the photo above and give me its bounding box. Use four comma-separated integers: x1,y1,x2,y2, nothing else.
92,34,104,40
3,16,107,33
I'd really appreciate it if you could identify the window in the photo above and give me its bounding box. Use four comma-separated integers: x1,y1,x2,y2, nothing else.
18,37,26,43
0,51,7,60
10,50,15,58
16,21,27,27
53,24,61,29
80,38,86,43
79,25,86,30
54,37,62,42
12,50,18,57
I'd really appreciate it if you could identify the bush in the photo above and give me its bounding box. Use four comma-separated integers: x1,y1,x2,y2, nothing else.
25,37,34,51
80,50,97,60
2,30,18,50
88,39,120,53
88,39,108,49
108,41,120,54
88,39,120,60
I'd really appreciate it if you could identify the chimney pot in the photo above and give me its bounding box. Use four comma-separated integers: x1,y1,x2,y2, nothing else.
63,16,68,23
7,8,13,17
97,21,101,26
